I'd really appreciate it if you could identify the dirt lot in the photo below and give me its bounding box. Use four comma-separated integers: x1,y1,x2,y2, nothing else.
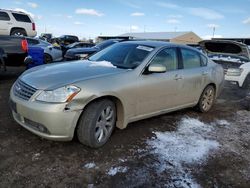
0,67,250,188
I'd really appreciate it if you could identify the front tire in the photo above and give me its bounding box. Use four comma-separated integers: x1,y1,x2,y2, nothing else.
197,85,215,112
77,99,116,148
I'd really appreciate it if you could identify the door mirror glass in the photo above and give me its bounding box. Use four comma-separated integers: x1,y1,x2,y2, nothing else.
148,63,166,73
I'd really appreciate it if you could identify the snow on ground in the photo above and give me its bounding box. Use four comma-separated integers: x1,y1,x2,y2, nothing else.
107,166,128,176
147,117,220,187
88,61,116,68
216,119,230,126
84,162,96,169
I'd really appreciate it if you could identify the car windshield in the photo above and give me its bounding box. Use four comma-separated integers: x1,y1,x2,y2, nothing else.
89,43,154,69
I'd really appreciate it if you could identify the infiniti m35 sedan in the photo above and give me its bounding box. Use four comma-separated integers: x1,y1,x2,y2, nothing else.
10,41,224,148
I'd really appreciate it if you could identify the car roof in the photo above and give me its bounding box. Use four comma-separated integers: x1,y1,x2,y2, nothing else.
120,40,201,52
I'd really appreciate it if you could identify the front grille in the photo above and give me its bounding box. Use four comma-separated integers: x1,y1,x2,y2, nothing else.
13,79,37,100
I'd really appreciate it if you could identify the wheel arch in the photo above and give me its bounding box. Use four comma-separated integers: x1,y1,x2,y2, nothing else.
75,95,126,135
10,27,27,35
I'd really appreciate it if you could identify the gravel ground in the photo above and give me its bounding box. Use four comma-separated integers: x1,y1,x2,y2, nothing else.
0,68,250,188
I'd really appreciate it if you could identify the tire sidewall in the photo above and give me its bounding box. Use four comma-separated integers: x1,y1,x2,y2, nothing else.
198,85,215,113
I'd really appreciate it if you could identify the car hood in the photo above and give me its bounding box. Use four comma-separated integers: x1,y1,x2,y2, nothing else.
20,60,128,90
199,40,250,60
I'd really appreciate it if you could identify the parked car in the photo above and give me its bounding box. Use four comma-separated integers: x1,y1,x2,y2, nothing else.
64,39,124,60
200,40,250,88
26,37,63,64
57,35,79,45
62,42,95,56
39,33,53,42
10,41,224,148
0,9,37,37
0,36,28,67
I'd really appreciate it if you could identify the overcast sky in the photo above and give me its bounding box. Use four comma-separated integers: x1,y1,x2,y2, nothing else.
1,0,250,39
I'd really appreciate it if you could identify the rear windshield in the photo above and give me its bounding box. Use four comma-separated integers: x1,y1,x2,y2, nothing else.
204,42,242,54
12,13,31,23
89,43,154,69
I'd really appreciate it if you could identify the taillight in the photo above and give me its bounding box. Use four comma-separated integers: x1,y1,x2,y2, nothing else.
21,39,28,52
32,23,36,31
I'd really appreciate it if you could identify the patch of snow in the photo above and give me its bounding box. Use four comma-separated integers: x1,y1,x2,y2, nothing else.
32,153,41,161
107,166,128,176
84,162,96,169
216,119,230,126
210,55,243,63
147,117,220,187
88,61,116,68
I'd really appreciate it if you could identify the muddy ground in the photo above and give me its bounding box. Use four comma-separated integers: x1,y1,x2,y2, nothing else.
0,67,250,188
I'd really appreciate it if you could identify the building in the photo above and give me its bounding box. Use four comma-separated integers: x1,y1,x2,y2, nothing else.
97,31,202,44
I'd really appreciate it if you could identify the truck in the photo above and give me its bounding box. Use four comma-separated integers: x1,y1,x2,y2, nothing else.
0,36,28,70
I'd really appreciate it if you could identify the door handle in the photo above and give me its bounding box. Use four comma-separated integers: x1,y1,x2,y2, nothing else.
202,71,208,75
174,74,183,80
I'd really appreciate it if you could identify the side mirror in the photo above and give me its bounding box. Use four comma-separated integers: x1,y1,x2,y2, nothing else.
148,64,166,73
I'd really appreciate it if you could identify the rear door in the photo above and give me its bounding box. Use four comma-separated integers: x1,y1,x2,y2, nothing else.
11,13,32,34
0,11,11,35
177,47,209,105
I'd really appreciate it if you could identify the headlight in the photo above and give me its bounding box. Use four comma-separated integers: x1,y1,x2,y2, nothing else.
36,85,80,103
226,68,243,76
76,54,89,59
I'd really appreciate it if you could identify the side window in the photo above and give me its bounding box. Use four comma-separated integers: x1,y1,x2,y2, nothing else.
0,11,10,21
181,48,201,69
200,54,208,67
27,38,39,45
12,13,31,23
151,48,178,71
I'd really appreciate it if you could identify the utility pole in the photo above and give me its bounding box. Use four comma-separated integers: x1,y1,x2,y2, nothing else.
144,25,146,33
212,27,215,38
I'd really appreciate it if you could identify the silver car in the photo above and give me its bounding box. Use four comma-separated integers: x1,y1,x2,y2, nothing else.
10,41,224,148
26,37,63,63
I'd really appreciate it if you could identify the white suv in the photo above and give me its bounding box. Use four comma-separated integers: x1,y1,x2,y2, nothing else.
0,9,37,37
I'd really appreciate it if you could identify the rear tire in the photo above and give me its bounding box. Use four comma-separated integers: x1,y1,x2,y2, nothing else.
77,99,116,148
44,54,53,64
10,29,27,36
197,85,215,113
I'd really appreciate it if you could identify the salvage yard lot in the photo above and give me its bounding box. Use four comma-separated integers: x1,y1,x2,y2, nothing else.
0,68,250,188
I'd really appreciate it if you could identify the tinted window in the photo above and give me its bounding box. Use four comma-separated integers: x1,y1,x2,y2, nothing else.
0,11,10,21
181,48,201,69
12,13,31,23
200,54,208,66
89,43,154,69
151,48,178,71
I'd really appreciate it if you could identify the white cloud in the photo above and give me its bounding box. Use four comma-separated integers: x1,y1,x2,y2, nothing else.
120,1,140,9
207,24,220,28
131,25,139,31
168,14,183,19
66,15,73,19
75,8,104,17
156,2,179,9
167,19,180,24
131,12,145,17
242,17,250,24
27,2,38,8
188,7,224,20
74,21,84,25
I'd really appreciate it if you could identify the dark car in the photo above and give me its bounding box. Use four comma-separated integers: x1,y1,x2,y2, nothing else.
58,35,79,45
64,39,124,61
62,42,95,56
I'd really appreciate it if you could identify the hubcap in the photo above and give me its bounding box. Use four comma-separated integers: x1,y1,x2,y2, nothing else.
95,106,114,143
201,88,214,111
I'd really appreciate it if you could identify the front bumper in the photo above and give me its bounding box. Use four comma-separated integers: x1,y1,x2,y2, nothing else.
225,75,241,87
10,90,82,141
